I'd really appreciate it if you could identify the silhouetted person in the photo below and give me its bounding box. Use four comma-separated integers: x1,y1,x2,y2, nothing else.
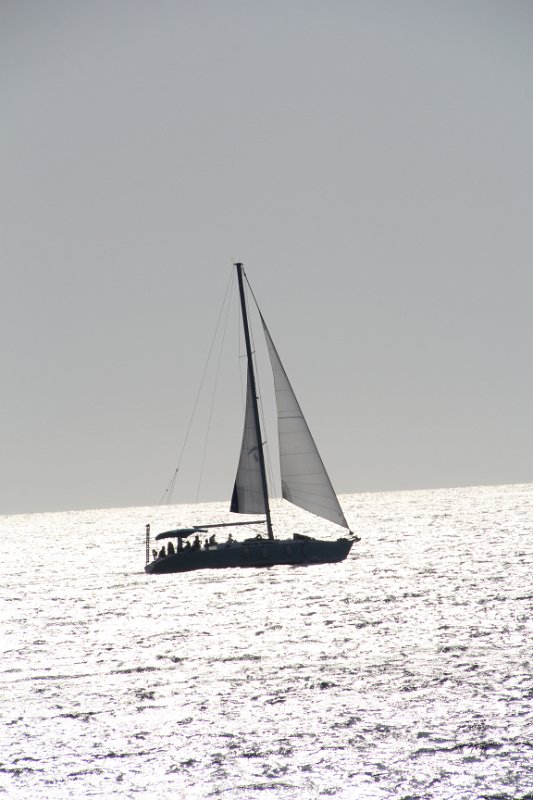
167,540,175,555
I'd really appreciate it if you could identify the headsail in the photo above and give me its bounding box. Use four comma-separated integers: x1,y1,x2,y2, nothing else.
230,371,265,515
261,317,349,530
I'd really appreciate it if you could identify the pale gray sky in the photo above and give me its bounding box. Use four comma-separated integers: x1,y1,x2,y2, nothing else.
1,1,532,514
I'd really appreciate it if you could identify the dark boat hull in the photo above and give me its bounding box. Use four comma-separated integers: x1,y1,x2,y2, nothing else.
145,537,355,574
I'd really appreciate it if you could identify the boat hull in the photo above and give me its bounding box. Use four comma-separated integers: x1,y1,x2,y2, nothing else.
145,537,355,574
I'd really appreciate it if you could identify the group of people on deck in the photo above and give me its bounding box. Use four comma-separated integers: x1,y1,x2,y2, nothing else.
153,531,234,560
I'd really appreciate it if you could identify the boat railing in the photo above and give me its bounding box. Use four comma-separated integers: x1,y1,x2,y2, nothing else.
145,524,150,566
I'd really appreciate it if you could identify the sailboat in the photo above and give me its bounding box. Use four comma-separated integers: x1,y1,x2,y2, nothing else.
144,262,358,574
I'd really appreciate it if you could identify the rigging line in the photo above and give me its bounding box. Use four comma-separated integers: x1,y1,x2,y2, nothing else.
195,268,235,503
244,271,292,502
158,467,179,506
160,267,235,505
244,276,278,503
237,293,247,408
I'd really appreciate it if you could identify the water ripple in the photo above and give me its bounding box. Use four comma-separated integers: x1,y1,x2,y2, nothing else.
0,484,532,798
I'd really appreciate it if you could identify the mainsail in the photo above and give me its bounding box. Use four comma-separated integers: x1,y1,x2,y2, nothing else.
261,317,349,530
230,371,265,514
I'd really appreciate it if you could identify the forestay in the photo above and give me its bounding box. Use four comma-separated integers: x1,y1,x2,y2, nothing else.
261,317,349,530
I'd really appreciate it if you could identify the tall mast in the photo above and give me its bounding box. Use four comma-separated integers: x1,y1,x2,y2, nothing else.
235,262,274,540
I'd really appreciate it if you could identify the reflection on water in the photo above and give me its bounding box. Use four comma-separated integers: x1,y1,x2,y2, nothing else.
1,484,532,799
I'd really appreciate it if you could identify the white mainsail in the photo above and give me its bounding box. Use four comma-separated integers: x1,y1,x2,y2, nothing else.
230,371,265,514
261,317,349,530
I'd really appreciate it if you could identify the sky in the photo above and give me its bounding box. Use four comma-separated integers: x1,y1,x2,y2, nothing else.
1,1,532,515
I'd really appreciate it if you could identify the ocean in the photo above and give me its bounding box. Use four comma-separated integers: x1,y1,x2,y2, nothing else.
1,484,532,800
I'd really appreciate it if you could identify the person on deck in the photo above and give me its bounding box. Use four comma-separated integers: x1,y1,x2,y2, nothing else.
209,534,216,546
167,540,175,555
193,535,201,550
158,545,166,559
226,533,234,547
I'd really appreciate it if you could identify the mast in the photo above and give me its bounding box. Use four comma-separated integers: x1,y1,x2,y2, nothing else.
235,262,274,540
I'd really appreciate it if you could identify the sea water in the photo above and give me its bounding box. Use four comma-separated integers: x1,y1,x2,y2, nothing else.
1,484,532,800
